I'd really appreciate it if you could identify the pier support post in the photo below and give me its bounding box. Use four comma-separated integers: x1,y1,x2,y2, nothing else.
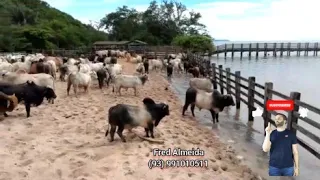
287,92,301,135
263,82,273,136
235,71,241,109
248,77,256,121
280,43,284,57
248,44,252,59
218,65,224,94
231,44,234,59
240,44,243,59
264,43,267,57
305,43,309,56
224,44,227,59
255,43,259,58
287,42,291,56
273,43,277,57
297,43,301,56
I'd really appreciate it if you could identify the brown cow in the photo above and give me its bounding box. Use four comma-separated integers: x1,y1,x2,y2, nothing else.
29,60,54,78
0,91,19,117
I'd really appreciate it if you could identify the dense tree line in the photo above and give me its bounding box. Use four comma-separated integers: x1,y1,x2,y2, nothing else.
0,0,214,53
0,0,107,52
99,0,214,53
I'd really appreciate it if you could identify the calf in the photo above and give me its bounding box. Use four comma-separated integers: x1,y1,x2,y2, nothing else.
0,91,19,117
182,87,235,123
67,71,92,97
105,97,170,142
112,74,148,96
96,68,111,89
0,81,57,117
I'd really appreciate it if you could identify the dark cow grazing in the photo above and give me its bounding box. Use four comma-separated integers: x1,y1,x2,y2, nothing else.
0,91,19,117
182,87,235,123
167,63,173,77
105,97,170,142
188,67,200,78
97,68,111,89
143,59,149,74
0,81,57,117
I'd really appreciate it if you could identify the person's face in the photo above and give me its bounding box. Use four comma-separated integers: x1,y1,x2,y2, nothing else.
275,115,286,127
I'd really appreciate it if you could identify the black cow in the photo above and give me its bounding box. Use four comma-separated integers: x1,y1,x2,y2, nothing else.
105,97,170,142
167,63,173,78
182,87,235,123
0,81,57,117
97,68,111,89
143,59,149,74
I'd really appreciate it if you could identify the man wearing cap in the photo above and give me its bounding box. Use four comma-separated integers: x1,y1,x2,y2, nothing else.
262,113,299,176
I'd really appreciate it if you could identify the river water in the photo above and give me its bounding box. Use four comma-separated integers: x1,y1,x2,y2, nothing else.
167,47,320,180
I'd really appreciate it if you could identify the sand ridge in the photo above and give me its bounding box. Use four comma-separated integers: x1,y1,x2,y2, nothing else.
0,59,262,180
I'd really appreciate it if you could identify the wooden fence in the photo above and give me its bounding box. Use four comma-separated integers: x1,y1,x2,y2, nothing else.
210,63,320,160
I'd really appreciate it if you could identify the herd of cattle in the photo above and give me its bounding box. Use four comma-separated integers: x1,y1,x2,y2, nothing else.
0,49,235,142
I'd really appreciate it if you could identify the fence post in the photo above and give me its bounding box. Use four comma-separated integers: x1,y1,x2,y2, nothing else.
248,77,256,121
218,65,224,94
211,63,217,89
226,68,231,94
263,82,273,136
235,71,241,109
287,92,301,135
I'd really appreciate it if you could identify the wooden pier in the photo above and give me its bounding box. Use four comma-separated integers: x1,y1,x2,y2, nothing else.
210,63,320,159
214,42,320,59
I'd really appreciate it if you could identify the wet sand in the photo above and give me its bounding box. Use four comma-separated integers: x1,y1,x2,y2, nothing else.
0,59,262,180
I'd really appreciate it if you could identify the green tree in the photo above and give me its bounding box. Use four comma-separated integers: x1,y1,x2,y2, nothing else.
0,0,108,52
99,0,211,45
172,35,215,54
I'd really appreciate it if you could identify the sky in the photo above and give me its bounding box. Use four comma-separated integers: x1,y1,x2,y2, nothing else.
43,0,320,41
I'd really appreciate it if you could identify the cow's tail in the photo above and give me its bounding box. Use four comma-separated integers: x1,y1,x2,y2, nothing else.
105,123,110,137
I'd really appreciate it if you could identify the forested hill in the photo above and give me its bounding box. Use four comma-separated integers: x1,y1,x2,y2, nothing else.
0,0,108,52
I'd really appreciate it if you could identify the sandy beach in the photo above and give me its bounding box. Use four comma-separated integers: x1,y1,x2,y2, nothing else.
0,59,262,180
